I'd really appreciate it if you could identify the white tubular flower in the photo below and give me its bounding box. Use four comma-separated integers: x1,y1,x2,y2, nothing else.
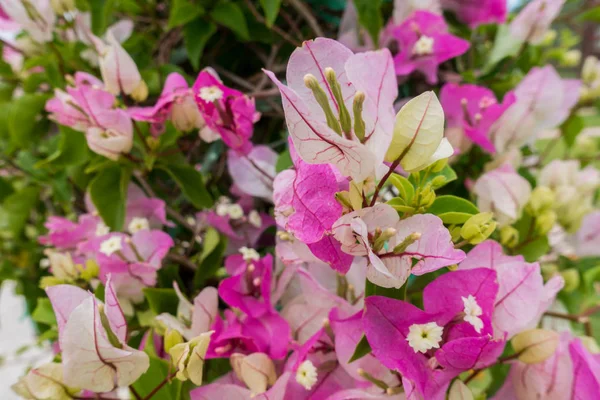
99,236,123,256
95,221,110,236
406,322,444,353
239,247,260,262
227,204,244,220
295,360,318,390
128,217,150,234
248,210,262,228
199,86,224,102
412,35,435,56
462,295,484,333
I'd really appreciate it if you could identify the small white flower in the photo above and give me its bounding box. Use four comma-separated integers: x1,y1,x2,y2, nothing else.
215,203,230,217
199,86,223,102
239,246,260,262
295,360,318,390
412,35,435,56
227,204,244,220
128,217,150,234
95,221,110,236
100,236,123,256
248,210,262,228
186,216,196,226
462,294,484,333
406,322,444,353
39,258,51,268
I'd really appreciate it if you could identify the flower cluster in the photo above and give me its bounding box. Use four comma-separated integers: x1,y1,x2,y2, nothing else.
2,0,600,400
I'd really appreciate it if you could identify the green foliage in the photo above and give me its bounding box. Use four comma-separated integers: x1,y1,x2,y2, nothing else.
159,164,213,209
0,187,40,236
348,334,372,363
143,288,179,315
89,165,131,231
353,0,383,46
184,20,217,69
427,195,479,224
260,0,282,27
132,355,183,400
6,93,49,151
31,298,58,327
210,2,250,40
168,0,206,28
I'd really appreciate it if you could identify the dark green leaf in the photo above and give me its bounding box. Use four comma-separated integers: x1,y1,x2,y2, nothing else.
0,177,13,203
427,195,479,224
88,0,116,34
38,127,90,168
259,0,282,27
349,334,372,363
132,355,182,400
143,288,179,315
578,6,600,22
0,187,39,236
275,148,292,172
89,165,130,231
410,164,457,190
210,2,250,40
168,0,205,28
561,115,584,148
7,93,49,149
352,0,383,46
184,20,217,69
194,230,227,288
365,280,403,299
159,164,213,209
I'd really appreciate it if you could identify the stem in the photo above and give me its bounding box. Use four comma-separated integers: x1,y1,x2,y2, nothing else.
140,372,177,400
129,385,142,400
369,158,402,207
287,0,324,37
134,122,151,153
166,253,197,271
243,0,301,47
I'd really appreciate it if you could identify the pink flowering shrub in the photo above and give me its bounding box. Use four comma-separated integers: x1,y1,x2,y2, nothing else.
1,1,600,399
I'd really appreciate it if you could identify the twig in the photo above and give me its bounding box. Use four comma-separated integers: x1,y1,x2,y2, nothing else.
287,0,324,37
243,0,301,47
129,385,142,400
134,122,151,153
370,158,402,207
141,372,178,400
166,253,197,271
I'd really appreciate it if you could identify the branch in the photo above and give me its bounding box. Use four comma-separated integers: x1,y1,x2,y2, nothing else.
287,0,324,37
243,0,301,47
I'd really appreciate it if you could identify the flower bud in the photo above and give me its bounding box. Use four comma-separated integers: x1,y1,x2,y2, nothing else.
353,91,366,142
164,328,184,353
541,263,559,281
448,379,474,400
171,95,204,132
561,50,581,67
230,353,277,396
526,186,555,216
325,68,352,135
304,74,341,135
449,225,462,242
540,30,557,46
560,269,580,293
511,329,560,364
582,56,599,85
50,0,75,14
460,213,497,245
393,232,421,254
100,32,144,97
349,181,364,211
535,210,557,236
170,331,213,385
499,225,519,248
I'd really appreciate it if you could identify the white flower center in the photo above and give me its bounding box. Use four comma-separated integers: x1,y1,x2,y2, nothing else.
248,210,262,228
462,294,484,333
199,86,223,102
239,246,260,262
296,360,318,390
412,35,435,56
128,217,150,234
406,322,444,353
100,236,123,256
227,204,244,220
95,222,110,236
479,96,496,109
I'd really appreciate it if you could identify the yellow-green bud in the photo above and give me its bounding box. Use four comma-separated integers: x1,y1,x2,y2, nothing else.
461,213,497,245
527,186,555,216
335,191,352,210
430,175,447,188
324,68,352,135
393,232,421,254
561,50,581,68
511,329,560,364
500,225,520,248
541,30,557,46
131,80,149,102
80,259,100,281
535,210,557,236
39,276,64,289
146,136,160,151
541,263,559,281
304,74,342,135
353,91,366,142
164,328,185,353
430,158,448,173
449,225,462,242
560,269,580,293
373,228,397,253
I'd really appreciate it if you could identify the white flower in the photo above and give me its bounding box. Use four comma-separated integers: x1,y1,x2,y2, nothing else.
95,221,110,236
199,86,223,102
40,258,51,268
100,236,123,256
412,35,435,56
248,210,262,228
215,203,230,217
239,247,260,262
227,204,244,220
406,322,444,353
295,360,318,390
462,295,484,333
128,217,150,234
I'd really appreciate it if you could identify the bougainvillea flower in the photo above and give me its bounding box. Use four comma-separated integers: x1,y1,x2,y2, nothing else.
364,269,504,400
440,83,515,153
46,277,149,392
569,338,600,398
85,110,133,160
11,362,79,400
472,164,532,226
265,38,397,182
490,66,580,154
391,11,470,84
575,210,600,257
227,145,277,201
129,72,210,136
191,372,291,400
332,204,464,288
393,0,441,24
193,70,260,155
0,0,55,43
441,0,507,28
39,214,100,249
459,240,564,338
509,0,565,45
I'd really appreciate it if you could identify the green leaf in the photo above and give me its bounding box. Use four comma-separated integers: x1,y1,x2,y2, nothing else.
352,0,383,46
0,177,13,203
0,187,39,236
132,356,182,400
168,0,205,28
159,164,213,209
88,0,116,35
184,20,217,70
7,93,49,149
32,298,58,327
516,236,550,263
194,231,227,288
410,164,457,190
210,2,250,40
389,174,414,203
38,127,90,168
259,0,281,27
143,288,179,315
485,25,524,72
275,148,293,172
349,335,372,363
578,6,600,22
427,195,479,224
89,165,130,231
364,280,403,299
561,115,584,148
